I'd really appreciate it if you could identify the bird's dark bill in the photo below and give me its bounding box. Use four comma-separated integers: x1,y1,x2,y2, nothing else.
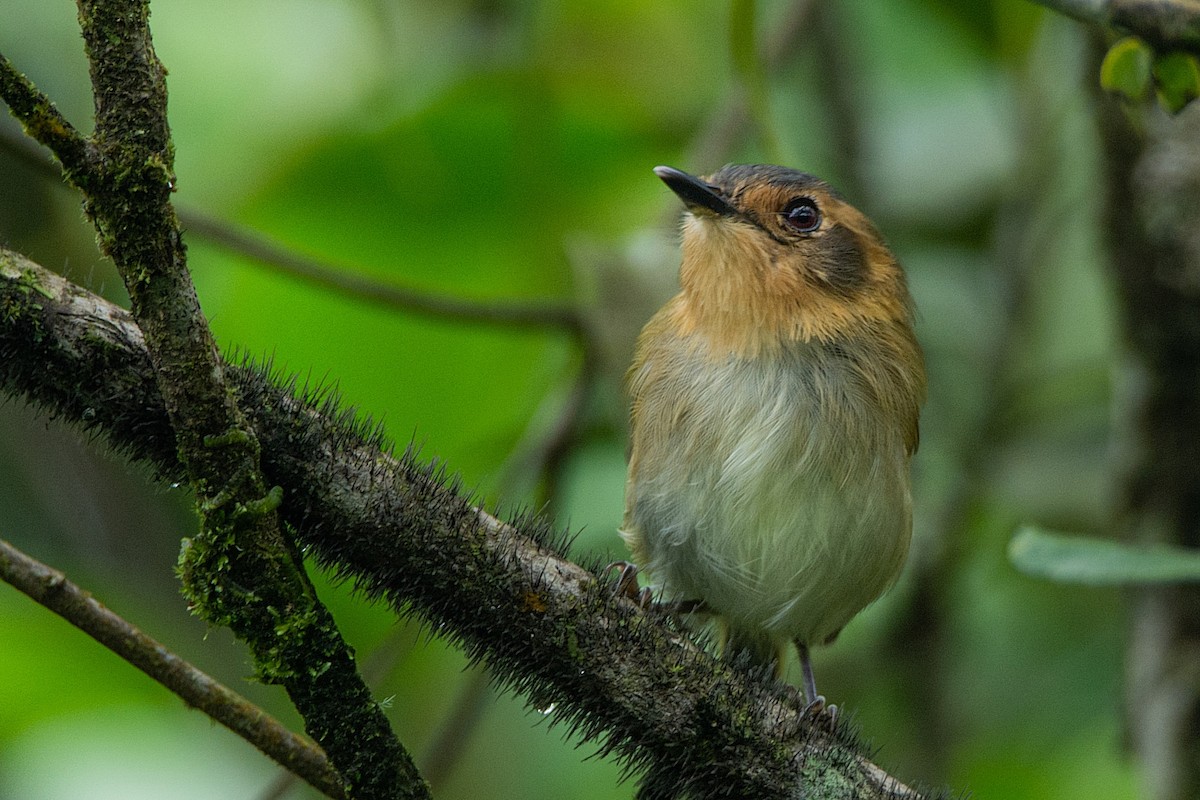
654,165,737,217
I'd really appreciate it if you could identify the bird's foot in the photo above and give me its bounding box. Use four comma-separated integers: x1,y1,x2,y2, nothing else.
604,561,654,609
603,563,709,616
801,696,839,727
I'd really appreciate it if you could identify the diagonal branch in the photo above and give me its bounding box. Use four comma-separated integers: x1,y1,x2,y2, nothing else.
0,51,96,186
0,249,926,800
0,536,346,800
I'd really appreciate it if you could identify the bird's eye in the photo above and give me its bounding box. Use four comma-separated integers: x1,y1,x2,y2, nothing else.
781,198,821,233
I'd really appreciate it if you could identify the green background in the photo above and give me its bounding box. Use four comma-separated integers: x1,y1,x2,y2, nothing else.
0,1,1134,798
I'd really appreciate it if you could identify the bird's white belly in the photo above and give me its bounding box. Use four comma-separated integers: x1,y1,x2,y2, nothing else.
624,351,912,645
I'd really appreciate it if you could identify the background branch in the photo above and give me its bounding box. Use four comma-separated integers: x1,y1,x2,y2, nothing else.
1028,0,1200,52
1093,47,1200,800
0,536,346,800
183,207,584,334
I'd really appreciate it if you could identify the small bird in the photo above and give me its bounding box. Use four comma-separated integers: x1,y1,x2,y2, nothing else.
620,164,925,707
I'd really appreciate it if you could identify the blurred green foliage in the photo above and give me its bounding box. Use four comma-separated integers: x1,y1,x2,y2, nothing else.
0,0,1141,798
1011,527,1200,585
1100,37,1154,102
1151,50,1200,113
1099,35,1200,113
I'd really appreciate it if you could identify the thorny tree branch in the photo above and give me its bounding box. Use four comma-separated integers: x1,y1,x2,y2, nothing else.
0,536,346,800
0,250,926,800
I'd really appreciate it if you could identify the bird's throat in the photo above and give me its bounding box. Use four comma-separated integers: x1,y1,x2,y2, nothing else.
675,226,837,357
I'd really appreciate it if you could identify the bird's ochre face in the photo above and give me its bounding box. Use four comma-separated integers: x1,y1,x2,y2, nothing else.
656,164,914,355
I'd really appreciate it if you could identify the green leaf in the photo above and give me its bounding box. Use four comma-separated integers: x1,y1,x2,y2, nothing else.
1153,51,1200,113
1009,526,1200,586
1099,36,1152,101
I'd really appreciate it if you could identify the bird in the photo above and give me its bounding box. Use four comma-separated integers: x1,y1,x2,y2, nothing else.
618,164,925,708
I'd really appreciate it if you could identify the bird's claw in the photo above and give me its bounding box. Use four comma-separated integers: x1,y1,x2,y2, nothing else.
605,561,654,609
801,696,838,726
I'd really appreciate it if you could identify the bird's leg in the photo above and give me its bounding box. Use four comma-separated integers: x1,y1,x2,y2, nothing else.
604,561,654,608
795,641,836,721
797,641,820,705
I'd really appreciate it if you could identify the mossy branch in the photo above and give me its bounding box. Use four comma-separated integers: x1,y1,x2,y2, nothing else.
0,1,426,796
0,51,96,186
0,250,930,800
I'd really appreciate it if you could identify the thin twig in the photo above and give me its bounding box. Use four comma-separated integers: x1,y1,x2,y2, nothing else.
729,0,785,163
491,350,595,504
414,334,598,791
419,668,494,790
0,537,346,800
686,0,816,169
0,122,584,336
808,2,867,203
181,208,584,333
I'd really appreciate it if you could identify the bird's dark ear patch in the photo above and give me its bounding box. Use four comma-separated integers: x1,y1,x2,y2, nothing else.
816,224,868,295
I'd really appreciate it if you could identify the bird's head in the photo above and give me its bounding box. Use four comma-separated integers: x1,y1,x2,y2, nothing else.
655,164,915,354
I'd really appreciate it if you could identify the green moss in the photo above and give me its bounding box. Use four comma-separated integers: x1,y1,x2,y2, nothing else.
22,101,74,143
203,427,252,448
798,759,860,800
19,269,56,300
243,485,284,518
